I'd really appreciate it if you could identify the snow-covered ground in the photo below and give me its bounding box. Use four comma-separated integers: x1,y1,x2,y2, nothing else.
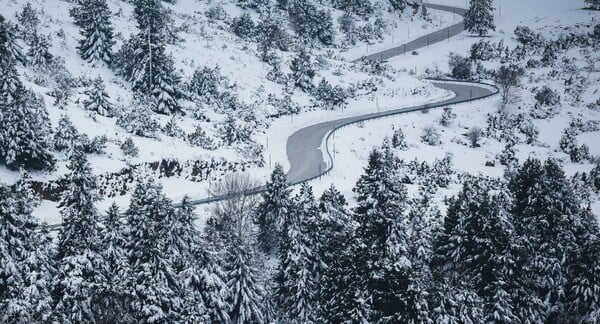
2,0,598,224
307,0,600,217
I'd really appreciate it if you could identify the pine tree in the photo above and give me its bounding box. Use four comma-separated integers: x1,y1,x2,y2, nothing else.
464,0,495,37
93,203,135,323
187,125,217,149
290,50,315,91
16,2,39,44
54,114,80,153
53,149,107,323
276,184,321,323
27,33,53,67
83,76,113,117
256,164,292,253
391,127,408,150
218,114,251,146
0,178,55,323
0,64,55,171
227,244,265,324
335,0,373,17
388,0,407,13
287,0,334,45
509,157,588,321
125,179,182,322
350,143,411,321
117,0,182,114
77,0,114,64
0,15,25,65
120,137,139,157
434,178,518,322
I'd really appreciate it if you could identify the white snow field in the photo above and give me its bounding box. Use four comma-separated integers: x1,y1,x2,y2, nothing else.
0,0,598,223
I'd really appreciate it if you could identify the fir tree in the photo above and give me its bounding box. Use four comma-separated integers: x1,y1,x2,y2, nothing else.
54,114,80,153
276,184,321,323
94,203,135,323
83,76,113,117
290,50,315,91
391,127,408,150
187,125,217,149
27,33,53,67
464,0,495,37
434,178,518,322
120,137,139,157
163,116,184,138
16,2,39,44
125,179,182,322
350,143,411,321
0,65,55,171
335,0,373,17
0,16,25,65
227,244,265,324
0,178,55,323
256,164,292,253
388,0,407,13
287,0,334,45
218,114,251,146
53,149,107,323
77,0,114,64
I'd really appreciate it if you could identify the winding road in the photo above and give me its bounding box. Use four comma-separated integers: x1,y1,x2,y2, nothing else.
45,2,497,230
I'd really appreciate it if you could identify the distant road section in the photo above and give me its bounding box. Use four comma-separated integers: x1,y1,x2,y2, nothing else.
356,3,467,62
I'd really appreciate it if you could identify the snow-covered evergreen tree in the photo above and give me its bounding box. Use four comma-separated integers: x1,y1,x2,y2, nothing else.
16,2,39,44
53,114,79,153
227,244,265,324
77,0,114,64
276,184,321,322
434,178,518,322
125,179,182,322
256,164,292,253
335,0,373,17
116,96,161,138
83,76,113,117
218,114,251,146
290,50,315,91
120,137,139,157
391,127,408,150
188,125,217,149
0,178,55,323
0,15,25,65
53,149,107,323
287,0,334,45
94,203,135,323
350,143,411,321
464,0,495,36
27,33,52,67
0,64,55,171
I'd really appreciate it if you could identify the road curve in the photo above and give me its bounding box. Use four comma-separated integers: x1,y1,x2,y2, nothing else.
285,81,497,185
44,3,496,231
357,3,467,62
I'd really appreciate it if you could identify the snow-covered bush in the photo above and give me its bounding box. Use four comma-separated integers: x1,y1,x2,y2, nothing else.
205,4,228,21
287,0,334,45
535,86,560,107
470,40,495,61
268,94,300,116
218,115,252,146
162,117,185,138
439,108,456,127
514,26,544,48
116,97,160,138
420,125,441,146
498,142,518,167
187,125,217,150
120,137,139,157
289,50,315,92
235,141,264,163
314,79,348,110
448,53,472,80
559,128,590,163
391,127,408,150
79,134,108,155
231,13,256,39
467,126,483,147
